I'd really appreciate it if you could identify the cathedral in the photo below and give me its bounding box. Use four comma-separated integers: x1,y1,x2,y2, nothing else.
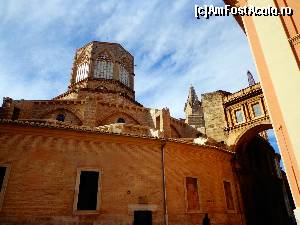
0,41,295,225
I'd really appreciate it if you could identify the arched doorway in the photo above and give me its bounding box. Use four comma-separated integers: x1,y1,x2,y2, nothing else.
233,126,295,225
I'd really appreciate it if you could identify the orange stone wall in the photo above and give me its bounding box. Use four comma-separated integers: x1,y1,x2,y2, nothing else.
0,124,242,225
164,142,243,225
0,125,165,225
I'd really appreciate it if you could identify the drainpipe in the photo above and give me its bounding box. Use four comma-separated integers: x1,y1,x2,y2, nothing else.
231,155,246,225
161,139,168,225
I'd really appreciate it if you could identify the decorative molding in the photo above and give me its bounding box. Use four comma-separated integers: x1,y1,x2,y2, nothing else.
223,83,262,105
224,115,270,132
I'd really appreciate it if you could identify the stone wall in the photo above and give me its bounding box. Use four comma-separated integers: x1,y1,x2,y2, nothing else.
0,123,243,225
201,91,230,142
165,142,243,225
1,90,200,139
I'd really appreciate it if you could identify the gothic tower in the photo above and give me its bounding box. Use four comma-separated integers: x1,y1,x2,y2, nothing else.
184,85,205,132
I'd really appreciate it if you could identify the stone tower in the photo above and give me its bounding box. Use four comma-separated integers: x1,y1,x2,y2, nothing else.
67,41,135,100
184,85,205,132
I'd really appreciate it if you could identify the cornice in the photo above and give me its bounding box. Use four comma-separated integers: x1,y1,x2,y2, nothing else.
223,83,262,105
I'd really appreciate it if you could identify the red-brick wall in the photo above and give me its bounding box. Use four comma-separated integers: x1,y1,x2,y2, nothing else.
165,142,243,225
0,125,164,225
0,124,243,225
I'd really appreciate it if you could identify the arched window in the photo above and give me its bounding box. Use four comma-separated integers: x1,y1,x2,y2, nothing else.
56,114,65,122
120,65,129,86
94,52,113,79
117,118,125,123
76,62,89,83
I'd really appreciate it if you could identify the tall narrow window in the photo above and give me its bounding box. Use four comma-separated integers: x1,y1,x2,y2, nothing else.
134,211,152,225
0,167,7,192
186,177,200,211
235,109,244,124
223,181,234,210
0,165,9,211
252,103,262,117
76,170,100,211
94,52,113,79
120,65,129,86
76,62,89,83
12,107,20,120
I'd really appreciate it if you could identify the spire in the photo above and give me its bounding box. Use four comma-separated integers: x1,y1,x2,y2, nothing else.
187,85,199,105
247,70,256,86
184,85,200,113
184,85,204,128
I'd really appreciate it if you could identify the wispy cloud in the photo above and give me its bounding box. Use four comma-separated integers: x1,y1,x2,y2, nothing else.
0,0,257,119
94,0,258,117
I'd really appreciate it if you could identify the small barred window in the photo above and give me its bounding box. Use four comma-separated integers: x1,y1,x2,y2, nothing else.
120,65,129,86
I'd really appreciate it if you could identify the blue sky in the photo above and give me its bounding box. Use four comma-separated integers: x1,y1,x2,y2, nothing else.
0,0,280,159
0,0,257,114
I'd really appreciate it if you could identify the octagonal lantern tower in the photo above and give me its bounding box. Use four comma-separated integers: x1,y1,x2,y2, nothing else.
68,41,135,100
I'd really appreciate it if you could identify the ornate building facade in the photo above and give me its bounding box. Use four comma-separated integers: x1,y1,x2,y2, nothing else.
0,41,295,225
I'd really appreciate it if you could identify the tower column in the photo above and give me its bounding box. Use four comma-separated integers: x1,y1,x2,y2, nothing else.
113,62,120,80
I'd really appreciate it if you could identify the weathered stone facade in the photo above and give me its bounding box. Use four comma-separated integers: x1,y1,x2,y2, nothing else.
0,41,295,225
184,83,272,149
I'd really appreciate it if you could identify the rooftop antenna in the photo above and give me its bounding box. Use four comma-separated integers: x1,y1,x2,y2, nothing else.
247,70,256,86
